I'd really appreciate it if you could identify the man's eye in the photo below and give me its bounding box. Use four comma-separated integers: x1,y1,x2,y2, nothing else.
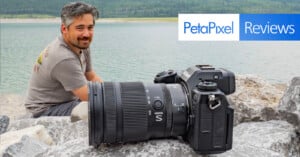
76,27,84,30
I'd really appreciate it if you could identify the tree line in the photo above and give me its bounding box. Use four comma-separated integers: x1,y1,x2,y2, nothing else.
1,0,300,18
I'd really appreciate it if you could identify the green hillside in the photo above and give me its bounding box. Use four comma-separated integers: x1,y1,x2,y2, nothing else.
1,0,300,18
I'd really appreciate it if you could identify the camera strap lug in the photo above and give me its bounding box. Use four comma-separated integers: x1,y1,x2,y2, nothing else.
208,95,221,110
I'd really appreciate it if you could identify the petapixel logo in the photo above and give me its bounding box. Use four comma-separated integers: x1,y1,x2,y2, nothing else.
183,21,234,34
179,14,300,41
178,14,240,41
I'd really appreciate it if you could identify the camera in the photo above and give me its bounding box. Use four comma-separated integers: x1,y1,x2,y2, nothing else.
88,65,235,154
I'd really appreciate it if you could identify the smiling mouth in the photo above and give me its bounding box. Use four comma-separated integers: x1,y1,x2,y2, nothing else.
79,38,90,44
79,36,90,41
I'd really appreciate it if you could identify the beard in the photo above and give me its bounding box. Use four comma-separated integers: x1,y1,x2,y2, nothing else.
71,37,92,49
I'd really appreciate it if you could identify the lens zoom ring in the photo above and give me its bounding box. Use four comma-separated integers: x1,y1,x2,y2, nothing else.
103,82,117,143
120,82,148,142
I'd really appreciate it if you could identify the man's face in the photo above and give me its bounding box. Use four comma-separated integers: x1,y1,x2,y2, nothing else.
62,14,94,51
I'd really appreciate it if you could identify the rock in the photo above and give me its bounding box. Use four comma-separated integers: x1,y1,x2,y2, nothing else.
1,76,300,156
218,121,300,157
8,117,88,145
0,125,53,156
278,77,300,130
7,117,199,157
229,75,286,125
0,94,29,121
2,135,49,157
0,115,9,134
8,117,298,157
42,138,199,157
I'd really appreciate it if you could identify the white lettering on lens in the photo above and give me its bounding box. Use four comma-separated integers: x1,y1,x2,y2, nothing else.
154,112,163,122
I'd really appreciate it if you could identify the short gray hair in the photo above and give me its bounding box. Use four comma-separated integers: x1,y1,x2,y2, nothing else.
61,2,99,27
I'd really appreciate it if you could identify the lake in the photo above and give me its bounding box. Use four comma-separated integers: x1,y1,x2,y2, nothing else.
1,21,300,94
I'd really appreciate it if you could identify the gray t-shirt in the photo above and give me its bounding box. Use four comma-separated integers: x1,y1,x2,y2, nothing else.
25,36,92,114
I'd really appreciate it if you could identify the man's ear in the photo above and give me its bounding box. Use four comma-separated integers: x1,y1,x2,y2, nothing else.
61,24,67,34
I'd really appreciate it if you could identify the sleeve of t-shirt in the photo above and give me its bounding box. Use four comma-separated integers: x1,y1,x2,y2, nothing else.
51,59,87,91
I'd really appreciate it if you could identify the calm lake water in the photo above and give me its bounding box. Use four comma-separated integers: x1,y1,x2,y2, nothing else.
1,22,300,94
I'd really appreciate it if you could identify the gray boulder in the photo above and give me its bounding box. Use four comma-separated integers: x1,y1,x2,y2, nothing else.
42,120,300,157
7,117,300,157
229,75,286,125
42,138,199,157
218,120,300,157
8,117,198,156
2,76,300,156
0,94,28,121
0,125,53,157
278,77,300,130
0,115,9,134
8,117,88,145
2,135,49,157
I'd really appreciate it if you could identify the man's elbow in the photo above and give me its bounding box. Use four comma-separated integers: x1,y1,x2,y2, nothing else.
72,85,89,101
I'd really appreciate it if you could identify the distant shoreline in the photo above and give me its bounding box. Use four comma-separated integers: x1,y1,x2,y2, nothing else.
0,17,178,23
0,18,61,23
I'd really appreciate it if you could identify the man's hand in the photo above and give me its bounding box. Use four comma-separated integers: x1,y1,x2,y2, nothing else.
85,71,103,82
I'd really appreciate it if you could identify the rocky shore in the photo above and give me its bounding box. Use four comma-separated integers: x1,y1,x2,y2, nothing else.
0,75,300,157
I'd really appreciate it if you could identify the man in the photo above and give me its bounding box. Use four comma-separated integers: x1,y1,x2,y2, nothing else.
25,2,102,121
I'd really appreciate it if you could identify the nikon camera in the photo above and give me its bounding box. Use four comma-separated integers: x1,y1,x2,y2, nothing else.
88,65,235,154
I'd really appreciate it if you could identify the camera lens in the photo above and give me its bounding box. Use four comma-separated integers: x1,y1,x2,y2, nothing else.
88,82,188,146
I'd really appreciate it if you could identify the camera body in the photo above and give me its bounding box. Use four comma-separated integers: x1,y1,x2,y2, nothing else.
154,65,235,154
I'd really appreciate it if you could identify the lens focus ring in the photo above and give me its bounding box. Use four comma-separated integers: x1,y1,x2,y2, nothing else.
121,82,148,142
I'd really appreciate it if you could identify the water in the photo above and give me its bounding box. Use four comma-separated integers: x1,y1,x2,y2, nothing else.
1,22,300,94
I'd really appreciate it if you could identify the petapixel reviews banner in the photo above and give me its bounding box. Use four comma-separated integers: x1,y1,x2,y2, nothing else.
178,14,300,41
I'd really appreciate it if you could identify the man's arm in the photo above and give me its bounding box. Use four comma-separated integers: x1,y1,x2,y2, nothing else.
72,85,89,101
71,72,102,122
72,71,102,101
85,71,103,82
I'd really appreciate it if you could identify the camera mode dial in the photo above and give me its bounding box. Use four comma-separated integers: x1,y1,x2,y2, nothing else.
197,81,217,91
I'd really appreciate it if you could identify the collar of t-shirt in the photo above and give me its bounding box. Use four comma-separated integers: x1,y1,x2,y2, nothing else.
58,36,85,56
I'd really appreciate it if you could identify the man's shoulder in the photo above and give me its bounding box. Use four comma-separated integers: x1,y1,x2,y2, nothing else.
47,37,77,61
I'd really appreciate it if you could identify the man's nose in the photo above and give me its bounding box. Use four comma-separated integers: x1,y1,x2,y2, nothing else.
82,28,90,37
